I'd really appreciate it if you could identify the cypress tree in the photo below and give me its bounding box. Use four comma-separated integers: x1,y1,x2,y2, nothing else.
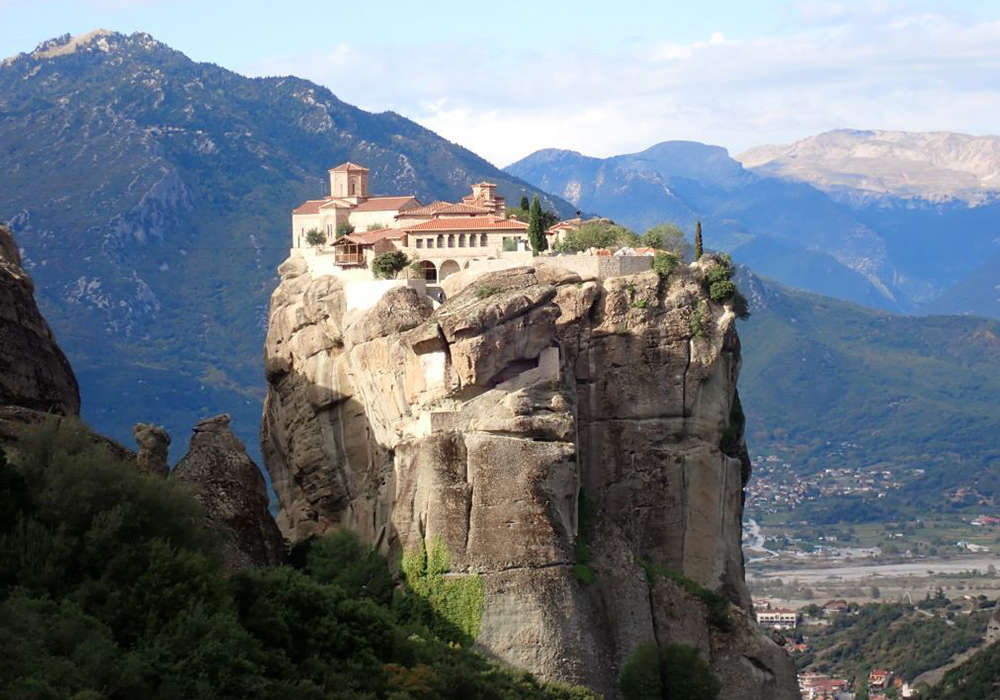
694,220,703,259
528,195,548,252
520,195,530,211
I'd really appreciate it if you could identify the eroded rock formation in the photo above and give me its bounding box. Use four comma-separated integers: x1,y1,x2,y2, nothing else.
261,256,798,699
133,422,170,476
173,414,285,569
0,223,80,415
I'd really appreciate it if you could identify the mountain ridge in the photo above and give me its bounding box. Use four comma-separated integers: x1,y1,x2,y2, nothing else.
737,128,1000,203
0,29,575,458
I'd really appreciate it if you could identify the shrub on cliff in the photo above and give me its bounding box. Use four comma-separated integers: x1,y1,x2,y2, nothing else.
619,643,719,700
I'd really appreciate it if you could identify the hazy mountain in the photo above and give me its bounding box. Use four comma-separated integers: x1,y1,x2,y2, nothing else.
0,30,574,457
737,129,1000,203
507,142,901,311
509,137,1000,318
737,268,1000,518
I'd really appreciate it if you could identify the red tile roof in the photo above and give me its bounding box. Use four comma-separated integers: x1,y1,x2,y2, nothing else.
329,161,368,172
292,198,330,215
398,201,451,217
404,217,529,232
472,181,496,187
433,203,492,215
352,196,421,212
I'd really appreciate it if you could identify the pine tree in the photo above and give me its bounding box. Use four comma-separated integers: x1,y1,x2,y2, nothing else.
528,195,548,252
694,220,703,259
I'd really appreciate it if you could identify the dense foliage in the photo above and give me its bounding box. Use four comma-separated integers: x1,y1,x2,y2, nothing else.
923,637,1000,700
640,224,690,260
552,222,637,252
0,420,596,700
797,601,988,684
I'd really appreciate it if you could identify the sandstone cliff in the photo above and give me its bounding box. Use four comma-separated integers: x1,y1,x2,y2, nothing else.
0,223,79,415
261,256,798,699
172,414,286,570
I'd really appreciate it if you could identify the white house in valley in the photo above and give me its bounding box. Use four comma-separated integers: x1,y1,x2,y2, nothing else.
291,161,530,283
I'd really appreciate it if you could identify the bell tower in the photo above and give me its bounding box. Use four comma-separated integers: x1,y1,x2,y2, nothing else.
328,162,369,203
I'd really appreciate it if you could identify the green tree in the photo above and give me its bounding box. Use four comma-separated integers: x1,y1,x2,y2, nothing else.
554,222,637,253
304,228,326,246
336,221,355,238
642,223,691,260
520,195,530,211
694,221,703,259
370,251,410,279
528,195,548,252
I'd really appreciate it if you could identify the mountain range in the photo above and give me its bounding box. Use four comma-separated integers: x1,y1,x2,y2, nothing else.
506,133,1000,318
3,30,999,518
0,30,572,457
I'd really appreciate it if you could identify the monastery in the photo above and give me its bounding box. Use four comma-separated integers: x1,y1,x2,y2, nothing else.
291,162,535,283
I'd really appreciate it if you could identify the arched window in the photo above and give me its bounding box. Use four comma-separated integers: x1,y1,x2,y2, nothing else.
448,234,455,248
437,235,444,248
480,233,488,247
420,260,437,283
459,234,466,247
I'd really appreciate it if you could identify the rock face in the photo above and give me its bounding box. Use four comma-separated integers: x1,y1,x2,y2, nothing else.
0,223,80,415
133,423,171,477
172,414,285,570
261,256,799,699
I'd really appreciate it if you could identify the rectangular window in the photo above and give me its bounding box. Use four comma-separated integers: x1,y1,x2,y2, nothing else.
416,239,423,248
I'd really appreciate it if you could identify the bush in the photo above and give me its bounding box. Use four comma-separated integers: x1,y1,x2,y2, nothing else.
370,251,410,279
553,222,637,253
709,279,737,301
335,221,354,238
689,300,709,338
367,222,387,231
620,643,719,700
662,644,720,700
304,228,326,246
620,644,662,700
652,251,679,280
475,285,500,300
642,224,691,260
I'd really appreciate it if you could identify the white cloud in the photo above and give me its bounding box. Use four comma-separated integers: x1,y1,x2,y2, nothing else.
243,8,1000,166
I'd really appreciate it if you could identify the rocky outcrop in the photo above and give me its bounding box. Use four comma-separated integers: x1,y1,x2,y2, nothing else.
133,422,170,477
172,414,285,570
261,255,798,699
0,223,80,415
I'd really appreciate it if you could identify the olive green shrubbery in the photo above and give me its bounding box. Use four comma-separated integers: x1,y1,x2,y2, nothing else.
619,643,720,700
370,251,410,279
398,537,484,646
703,254,750,320
0,420,597,700
305,228,327,246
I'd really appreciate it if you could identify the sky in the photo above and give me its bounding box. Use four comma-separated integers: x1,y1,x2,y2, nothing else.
2,0,1000,166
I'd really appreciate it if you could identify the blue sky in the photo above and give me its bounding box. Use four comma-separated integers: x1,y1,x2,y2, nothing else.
3,0,1000,164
